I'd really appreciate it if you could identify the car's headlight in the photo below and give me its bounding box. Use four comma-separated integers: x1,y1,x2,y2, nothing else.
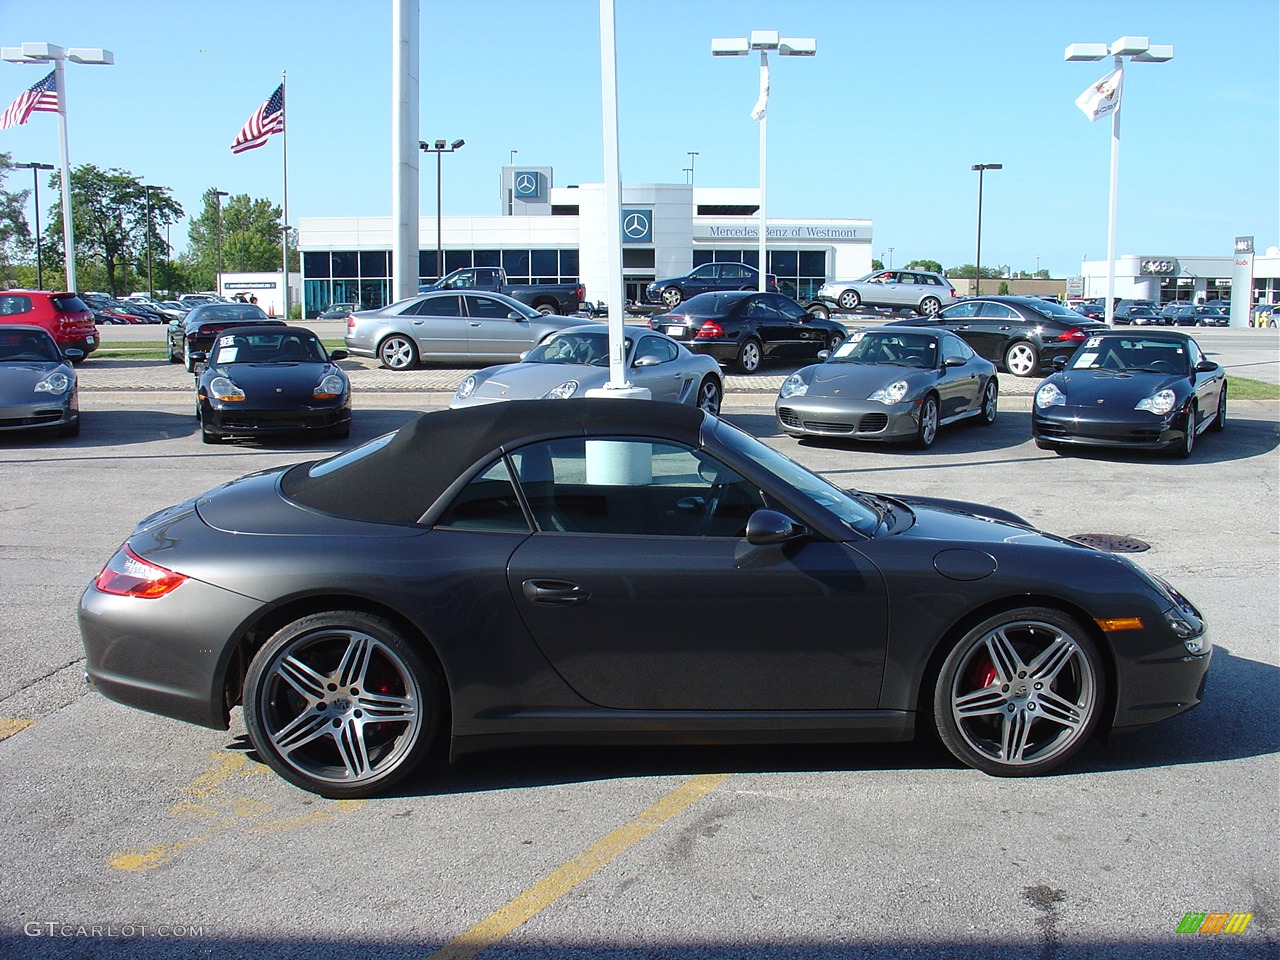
779,373,809,399
455,375,478,400
1036,382,1066,409
35,371,72,395
1135,388,1176,416
209,376,245,402
868,379,909,404
314,374,346,399
542,380,579,400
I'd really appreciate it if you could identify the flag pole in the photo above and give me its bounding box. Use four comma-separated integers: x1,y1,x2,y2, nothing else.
280,69,290,319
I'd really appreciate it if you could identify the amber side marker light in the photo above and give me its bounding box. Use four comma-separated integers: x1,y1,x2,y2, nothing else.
1096,617,1144,632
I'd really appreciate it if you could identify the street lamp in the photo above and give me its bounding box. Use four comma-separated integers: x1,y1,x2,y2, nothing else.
686,150,699,185
2,42,114,293
509,148,517,165
971,163,1002,295
213,189,228,296
1066,36,1173,325
712,30,815,291
14,161,54,289
419,138,465,281
142,184,160,298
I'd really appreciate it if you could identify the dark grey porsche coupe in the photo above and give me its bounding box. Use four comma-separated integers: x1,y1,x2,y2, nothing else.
79,400,1210,797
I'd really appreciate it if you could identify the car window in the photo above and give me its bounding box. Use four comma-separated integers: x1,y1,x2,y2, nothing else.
633,336,677,365
526,331,618,366
507,437,765,538
0,295,34,316
942,333,975,361
410,295,462,317
691,265,717,280
1069,337,1189,374
51,295,89,313
978,303,1020,320
775,297,809,321
464,295,517,319
940,301,981,320
434,459,530,532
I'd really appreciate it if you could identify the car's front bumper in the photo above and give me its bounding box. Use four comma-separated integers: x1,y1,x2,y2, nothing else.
1033,407,1183,450
776,396,920,441
202,402,351,437
0,394,78,433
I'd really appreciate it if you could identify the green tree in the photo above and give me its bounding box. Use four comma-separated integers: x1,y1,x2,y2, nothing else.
946,264,1002,279
998,281,1010,295
45,164,183,296
181,189,297,290
905,259,943,274
871,258,884,271
0,154,34,288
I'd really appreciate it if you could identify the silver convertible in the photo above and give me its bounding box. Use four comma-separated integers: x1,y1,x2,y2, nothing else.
344,290,592,370
775,327,998,448
452,324,724,413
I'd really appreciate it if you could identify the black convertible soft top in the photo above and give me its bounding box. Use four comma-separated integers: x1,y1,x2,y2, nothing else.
281,398,706,523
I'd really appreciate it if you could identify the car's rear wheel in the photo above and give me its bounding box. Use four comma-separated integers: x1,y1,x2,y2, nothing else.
166,338,180,363
378,335,419,371
695,376,722,415
825,333,843,354
837,290,860,311
807,303,830,320
1003,341,1040,377
243,611,443,799
978,379,998,425
535,304,558,316
919,296,942,316
1209,385,1226,433
914,394,939,448
735,338,762,374
933,607,1104,777
661,287,684,309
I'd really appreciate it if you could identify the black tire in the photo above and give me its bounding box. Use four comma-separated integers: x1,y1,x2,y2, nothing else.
978,379,998,426
933,607,1105,777
378,335,419,371
535,304,558,316
919,296,942,316
1033,438,1054,451
735,338,762,374
661,287,684,309
825,333,843,354
243,611,443,798
837,290,860,311
330,423,352,441
914,394,939,449
695,376,722,416
807,303,831,321
61,417,80,439
1171,404,1196,459
1209,385,1226,433
166,337,180,364
184,344,195,373
1003,340,1040,378
200,424,222,444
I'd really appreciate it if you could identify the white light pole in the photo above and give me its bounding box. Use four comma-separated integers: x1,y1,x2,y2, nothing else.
1066,36,1173,325
2,42,114,293
712,30,815,292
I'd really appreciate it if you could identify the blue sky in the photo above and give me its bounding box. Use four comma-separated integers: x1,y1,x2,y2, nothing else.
2,0,1276,277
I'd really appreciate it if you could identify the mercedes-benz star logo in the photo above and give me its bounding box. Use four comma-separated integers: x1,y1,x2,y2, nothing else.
623,213,650,239
515,173,536,194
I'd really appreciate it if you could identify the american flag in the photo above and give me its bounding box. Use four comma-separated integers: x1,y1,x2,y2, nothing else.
0,71,59,130
230,83,285,154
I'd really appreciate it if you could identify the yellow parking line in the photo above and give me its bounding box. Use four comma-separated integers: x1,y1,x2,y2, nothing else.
425,772,730,960
0,718,36,742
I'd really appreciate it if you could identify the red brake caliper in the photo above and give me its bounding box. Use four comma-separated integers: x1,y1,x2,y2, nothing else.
969,655,997,691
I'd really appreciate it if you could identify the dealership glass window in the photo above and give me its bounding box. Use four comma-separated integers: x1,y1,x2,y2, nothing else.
561,249,579,276
360,251,388,277
693,247,827,301
530,249,559,279
444,250,471,275
331,252,358,278
303,251,330,279
474,249,502,268
502,249,531,282
623,249,656,268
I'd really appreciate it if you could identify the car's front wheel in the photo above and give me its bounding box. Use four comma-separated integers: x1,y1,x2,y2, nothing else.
1209,385,1226,433
914,394,939,448
243,611,443,799
378,335,419,371
837,290,860,311
1172,404,1197,459
933,607,1105,776
1003,340,1040,377
978,379,998,425
661,287,684,309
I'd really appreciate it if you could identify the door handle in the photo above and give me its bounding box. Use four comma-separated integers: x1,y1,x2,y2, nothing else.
469,321,481,327
999,325,1011,331
522,579,590,605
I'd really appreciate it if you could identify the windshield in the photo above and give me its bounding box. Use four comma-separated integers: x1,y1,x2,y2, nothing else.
523,331,630,366
826,330,938,368
711,418,880,536
0,329,59,362
1033,300,1091,320
211,330,326,364
1068,336,1190,375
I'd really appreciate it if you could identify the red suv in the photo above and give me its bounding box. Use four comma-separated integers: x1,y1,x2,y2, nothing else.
0,291,98,359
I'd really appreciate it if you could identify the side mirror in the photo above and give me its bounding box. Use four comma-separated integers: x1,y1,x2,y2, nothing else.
817,349,830,361
1052,356,1069,371
745,509,808,546
633,355,661,367
508,312,525,321
943,355,966,367
189,351,208,364
1194,359,1219,373
329,350,349,361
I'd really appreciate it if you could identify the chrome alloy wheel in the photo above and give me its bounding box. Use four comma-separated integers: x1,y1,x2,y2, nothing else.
944,615,1099,773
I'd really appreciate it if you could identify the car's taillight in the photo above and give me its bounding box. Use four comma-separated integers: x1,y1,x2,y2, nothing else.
94,545,188,599
696,321,724,339
347,315,357,329
1056,327,1088,342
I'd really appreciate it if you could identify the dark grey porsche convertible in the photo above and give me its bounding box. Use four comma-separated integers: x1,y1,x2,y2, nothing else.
79,400,1210,797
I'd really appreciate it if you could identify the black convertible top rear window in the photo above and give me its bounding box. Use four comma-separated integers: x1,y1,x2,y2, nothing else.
281,399,706,524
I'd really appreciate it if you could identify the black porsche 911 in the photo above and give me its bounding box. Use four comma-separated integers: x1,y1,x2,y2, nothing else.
79,399,1210,798
1032,330,1226,458
193,325,351,444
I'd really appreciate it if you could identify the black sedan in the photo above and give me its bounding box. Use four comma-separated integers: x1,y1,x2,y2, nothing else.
79,399,1211,798
167,302,285,371
1032,330,1226,458
651,291,847,373
0,324,80,437
644,262,778,308
893,296,1108,377
193,325,351,444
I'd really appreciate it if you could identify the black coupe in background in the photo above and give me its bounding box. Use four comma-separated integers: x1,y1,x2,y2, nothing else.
167,302,285,371
80,400,1210,797
1032,331,1225,458
192,325,351,443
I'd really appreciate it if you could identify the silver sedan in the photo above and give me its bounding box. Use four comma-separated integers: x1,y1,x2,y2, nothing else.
775,327,998,448
344,290,593,370
451,324,724,413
